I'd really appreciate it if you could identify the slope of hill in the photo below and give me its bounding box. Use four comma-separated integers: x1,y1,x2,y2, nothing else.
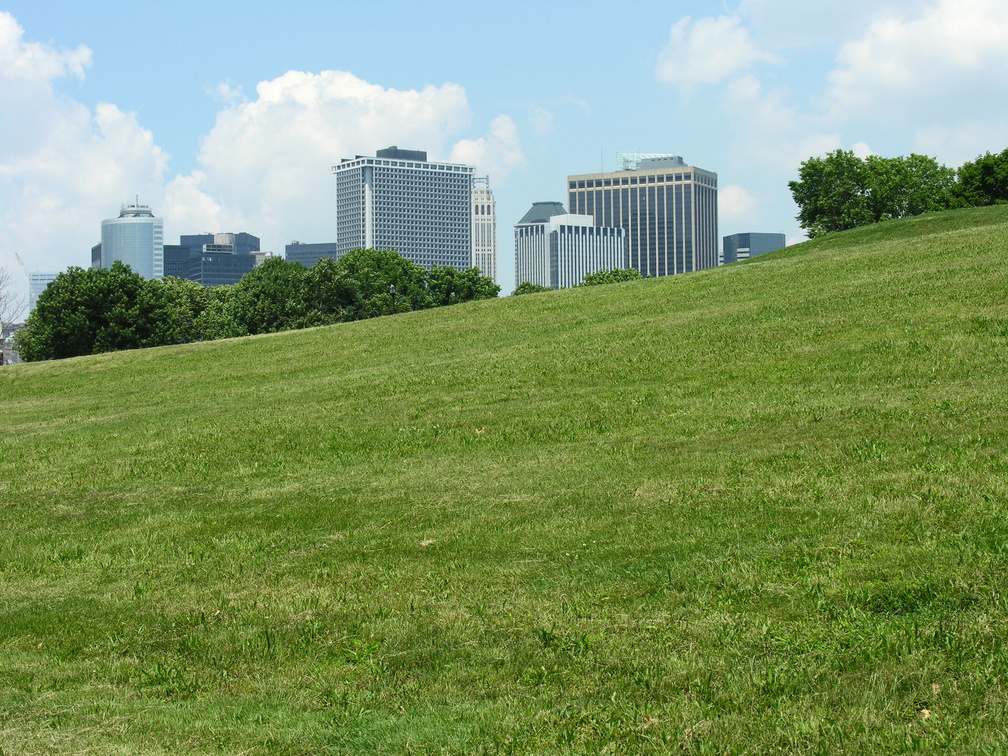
2,206,1008,753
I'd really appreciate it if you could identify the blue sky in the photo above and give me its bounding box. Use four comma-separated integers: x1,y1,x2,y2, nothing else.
2,0,1007,304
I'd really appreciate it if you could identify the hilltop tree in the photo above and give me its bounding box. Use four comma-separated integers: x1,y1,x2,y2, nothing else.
956,148,1008,206
789,150,956,238
226,257,310,336
426,265,500,306
512,281,553,295
332,248,429,317
580,268,642,286
14,262,167,361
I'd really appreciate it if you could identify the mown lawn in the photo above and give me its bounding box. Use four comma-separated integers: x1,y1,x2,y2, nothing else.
2,206,1008,754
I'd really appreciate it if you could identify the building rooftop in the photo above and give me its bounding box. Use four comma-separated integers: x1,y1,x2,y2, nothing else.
516,201,567,225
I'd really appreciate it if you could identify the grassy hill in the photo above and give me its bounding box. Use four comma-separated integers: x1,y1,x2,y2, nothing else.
2,206,1008,754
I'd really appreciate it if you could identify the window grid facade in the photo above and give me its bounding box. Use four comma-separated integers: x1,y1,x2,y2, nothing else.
100,204,164,279
471,184,497,283
567,159,718,278
334,154,474,270
514,211,626,290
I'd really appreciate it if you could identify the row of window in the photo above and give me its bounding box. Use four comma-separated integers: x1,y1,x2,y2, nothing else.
569,172,717,189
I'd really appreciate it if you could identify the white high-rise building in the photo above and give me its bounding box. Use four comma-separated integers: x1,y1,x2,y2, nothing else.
471,176,497,283
333,146,473,270
99,202,164,279
28,272,59,312
514,202,626,290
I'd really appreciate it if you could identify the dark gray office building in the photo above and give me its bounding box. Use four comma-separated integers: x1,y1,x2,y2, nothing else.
285,241,337,267
567,154,718,278
722,232,786,264
164,232,260,285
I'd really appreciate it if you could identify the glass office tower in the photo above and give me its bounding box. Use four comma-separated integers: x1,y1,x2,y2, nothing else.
100,202,164,279
567,154,718,278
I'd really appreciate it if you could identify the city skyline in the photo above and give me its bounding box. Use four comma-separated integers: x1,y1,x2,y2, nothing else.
2,1,1007,305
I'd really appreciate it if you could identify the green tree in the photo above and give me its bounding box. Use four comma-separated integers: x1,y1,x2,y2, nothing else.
304,258,362,325
789,150,956,238
426,265,500,306
956,148,1008,206
512,281,553,295
14,262,168,361
579,268,643,286
226,257,310,336
864,153,957,222
788,150,872,238
192,285,240,341
155,276,212,344
332,248,429,317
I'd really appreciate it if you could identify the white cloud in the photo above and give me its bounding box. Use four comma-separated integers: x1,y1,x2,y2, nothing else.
825,0,1008,122
528,106,554,135
656,15,778,88
1,20,526,277
719,184,758,225
450,115,524,180
178,69,521,251
0,11,90,85
0,12,166,285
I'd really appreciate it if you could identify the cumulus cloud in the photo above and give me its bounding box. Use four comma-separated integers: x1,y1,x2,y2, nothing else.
0,12,166,285
1,13,525,278
450,115,524,179
719,184,759,225
656,15,778,88
825,0,1008,122
173,69,522,251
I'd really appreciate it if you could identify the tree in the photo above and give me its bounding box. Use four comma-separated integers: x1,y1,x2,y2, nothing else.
956,148,1008,207
14,262,167,361
226,257,310,336
426,265,500,306
0,265,25,331
155,276,212,345
332,248,429,317
304,257,362,325
789,150,956,238
579,268,642,286
512,281,553,295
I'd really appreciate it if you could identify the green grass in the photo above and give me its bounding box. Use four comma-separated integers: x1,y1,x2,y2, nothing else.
3,206,1008,754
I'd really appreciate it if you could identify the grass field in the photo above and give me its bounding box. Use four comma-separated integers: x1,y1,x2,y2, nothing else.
2,206,1008,754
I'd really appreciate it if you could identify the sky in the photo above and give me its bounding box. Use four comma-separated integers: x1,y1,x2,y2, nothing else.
2,0,1007,307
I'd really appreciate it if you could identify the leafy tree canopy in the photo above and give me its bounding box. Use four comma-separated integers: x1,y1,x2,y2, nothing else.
580,268,643,286
512,281,553,296
789,150,957,238
956,148,1008,207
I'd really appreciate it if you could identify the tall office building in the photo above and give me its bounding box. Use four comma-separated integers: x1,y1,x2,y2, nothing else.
285,241,337,268
99,202,164,279
333,146,474,270
471,177,497,283
722,232,785,264
28,272,59,312
514,201,626,290
567,153,718,278
163,232,260,285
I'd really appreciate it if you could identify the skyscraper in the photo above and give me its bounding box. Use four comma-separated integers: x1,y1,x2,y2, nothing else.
333,146,474,270
722,232,785,264
514,201,626,290
99,202,164,279
567,154,718,278
285,241,337,267
471,176,497,283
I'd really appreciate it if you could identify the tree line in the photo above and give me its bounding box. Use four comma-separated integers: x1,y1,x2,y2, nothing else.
789,148,1008,238
14,248,499,362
